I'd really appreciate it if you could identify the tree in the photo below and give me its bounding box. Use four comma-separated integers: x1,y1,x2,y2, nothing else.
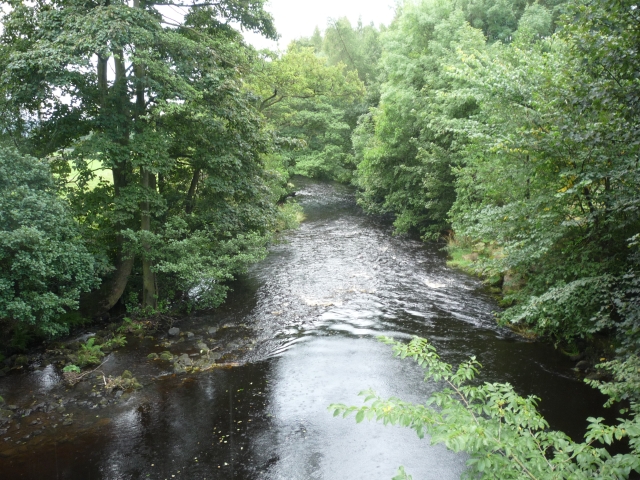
247,44,365,181
0,146,100,339
1,0,278,313
353,1,484,238
445,0,640,345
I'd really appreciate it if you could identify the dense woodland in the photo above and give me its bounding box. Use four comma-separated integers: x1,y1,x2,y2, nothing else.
1,0,640,476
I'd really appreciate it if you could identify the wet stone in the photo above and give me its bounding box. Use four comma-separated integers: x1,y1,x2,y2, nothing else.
62,419,73,426
207,327,218,335
576,360,590,371
159,351,173,361
178,354,192,366
168,327,180,337
196,342,209,353
186,332,194,338
0,410,13,423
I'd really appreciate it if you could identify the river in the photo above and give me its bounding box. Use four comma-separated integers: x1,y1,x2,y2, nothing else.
0,178,611,479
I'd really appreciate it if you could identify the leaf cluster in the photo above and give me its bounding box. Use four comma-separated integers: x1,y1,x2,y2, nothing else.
330,337,640,479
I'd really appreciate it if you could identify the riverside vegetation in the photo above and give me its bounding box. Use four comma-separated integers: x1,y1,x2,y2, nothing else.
1,0,639,478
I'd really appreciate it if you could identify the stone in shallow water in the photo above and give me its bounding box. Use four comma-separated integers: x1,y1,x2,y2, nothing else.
178,354,192,366
207,327,218,335
168,327,180,336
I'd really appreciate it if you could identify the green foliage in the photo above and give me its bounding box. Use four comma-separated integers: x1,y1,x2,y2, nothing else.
62,364,81,374
0,146,100,338
123,223,270,310
117,317,145,334
277,201,305,231
330,337,640,479
102,334,127,349
441,0,640,346
0,0,283,317
248,42,366,182
75,338,104,367
353,1,484,238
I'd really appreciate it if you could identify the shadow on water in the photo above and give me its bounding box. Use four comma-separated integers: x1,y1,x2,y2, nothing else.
0,176,616,479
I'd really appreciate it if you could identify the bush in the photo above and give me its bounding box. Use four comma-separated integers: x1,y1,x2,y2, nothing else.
0,146,100,338
330,337,640,479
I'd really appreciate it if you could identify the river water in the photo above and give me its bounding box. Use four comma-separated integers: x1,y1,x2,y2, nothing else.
0,178,611,479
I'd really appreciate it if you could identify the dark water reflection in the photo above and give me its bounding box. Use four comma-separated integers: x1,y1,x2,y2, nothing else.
0,178,612,479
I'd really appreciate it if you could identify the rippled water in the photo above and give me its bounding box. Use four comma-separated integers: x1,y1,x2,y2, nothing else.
0,178,611,479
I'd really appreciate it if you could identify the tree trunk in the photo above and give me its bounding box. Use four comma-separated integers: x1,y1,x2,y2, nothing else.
97,55,108,109
141,167,158,309
185,168,201,214
131,6,158,308
95,49,134,314
79,52,134,317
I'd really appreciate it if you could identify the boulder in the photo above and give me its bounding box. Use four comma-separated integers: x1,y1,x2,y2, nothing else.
576,360,590,371
168,327,180,337
178,354,192,366
14,355,28,366
159,351,173,361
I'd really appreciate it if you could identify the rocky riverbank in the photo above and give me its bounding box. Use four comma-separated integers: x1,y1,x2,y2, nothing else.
0,317,256,457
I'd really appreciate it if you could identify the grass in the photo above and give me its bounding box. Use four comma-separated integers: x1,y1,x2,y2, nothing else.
68,160,113,190
276,201,305,231
446,244,479,272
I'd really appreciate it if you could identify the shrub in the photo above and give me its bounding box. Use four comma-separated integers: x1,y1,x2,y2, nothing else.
330,337,640,479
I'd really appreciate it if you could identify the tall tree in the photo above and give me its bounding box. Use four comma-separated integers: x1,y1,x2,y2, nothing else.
1,0,278,313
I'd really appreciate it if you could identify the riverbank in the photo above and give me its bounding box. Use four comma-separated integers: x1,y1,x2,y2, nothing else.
445,238,616,380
